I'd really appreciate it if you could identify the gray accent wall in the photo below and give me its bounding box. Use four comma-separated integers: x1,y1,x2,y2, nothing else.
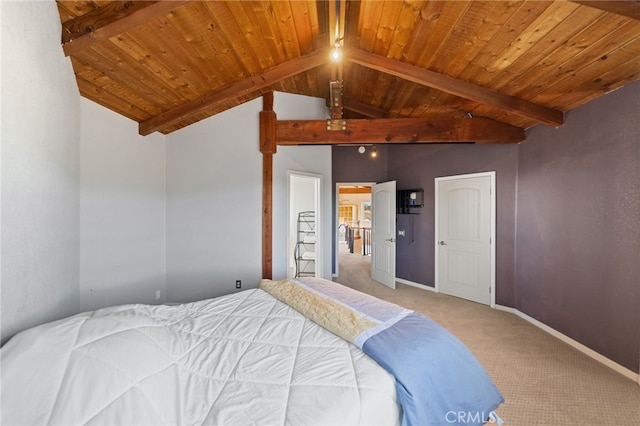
332,144,518,306
516,81,640,373
388,144,519,307
333,82,639,373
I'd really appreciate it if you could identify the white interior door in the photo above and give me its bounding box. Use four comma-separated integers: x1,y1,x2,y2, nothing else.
435,172,495,306
371,180,396,289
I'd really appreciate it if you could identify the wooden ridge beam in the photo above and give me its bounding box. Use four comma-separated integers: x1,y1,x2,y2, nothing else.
276,118,525,145
139,49,329,135
62,1,189,56
570,1,640,20
345,48,564,127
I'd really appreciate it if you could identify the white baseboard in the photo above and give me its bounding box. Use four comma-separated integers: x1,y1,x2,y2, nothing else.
348,275,639,385
495,305,639,385
396,278,436,291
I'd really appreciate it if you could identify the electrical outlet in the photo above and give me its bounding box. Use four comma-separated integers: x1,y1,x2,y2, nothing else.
155,290,161,300
235,280,241,289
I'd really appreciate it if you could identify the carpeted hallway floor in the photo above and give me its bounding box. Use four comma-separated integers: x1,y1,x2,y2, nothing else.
333,246,640,425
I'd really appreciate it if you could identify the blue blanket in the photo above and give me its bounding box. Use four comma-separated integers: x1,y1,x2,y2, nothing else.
260,277,504,426
364,312,504,425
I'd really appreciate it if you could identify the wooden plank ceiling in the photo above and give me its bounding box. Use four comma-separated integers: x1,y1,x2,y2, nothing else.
56,1,640,142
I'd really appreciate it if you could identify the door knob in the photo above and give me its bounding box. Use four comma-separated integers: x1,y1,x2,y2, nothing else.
386,238,396,242
438,241,446,245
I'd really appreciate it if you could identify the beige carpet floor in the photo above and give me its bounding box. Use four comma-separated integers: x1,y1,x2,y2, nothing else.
333,247,640,425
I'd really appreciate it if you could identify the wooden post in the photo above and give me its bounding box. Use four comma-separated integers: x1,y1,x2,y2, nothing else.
260,92,276,279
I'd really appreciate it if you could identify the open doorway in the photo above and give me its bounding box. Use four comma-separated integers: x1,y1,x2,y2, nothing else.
334,183,373,278
288,172,321,278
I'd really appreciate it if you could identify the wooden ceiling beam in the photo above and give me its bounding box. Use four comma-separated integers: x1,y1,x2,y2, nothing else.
328,0,347,46
343,98,392,118
339,187,372,194
570,1,640,20
345,48,565,127
275,118,525,145
61,1,189,57
139,49,330,136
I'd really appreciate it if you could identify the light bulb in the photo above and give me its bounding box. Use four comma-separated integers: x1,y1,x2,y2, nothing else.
331,46,341,61
331,41,342,62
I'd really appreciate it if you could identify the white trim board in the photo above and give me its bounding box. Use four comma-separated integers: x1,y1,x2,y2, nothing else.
395,277,637,384
396,278,436,292
495,305,639,385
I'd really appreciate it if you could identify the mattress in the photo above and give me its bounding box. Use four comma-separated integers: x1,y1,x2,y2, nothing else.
1,288,399,425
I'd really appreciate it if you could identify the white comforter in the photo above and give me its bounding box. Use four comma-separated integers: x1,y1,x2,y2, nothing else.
1,289,399,425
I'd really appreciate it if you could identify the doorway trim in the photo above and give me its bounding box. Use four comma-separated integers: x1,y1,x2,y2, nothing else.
288,171,322,278
334,182,375,278
434,171,496,307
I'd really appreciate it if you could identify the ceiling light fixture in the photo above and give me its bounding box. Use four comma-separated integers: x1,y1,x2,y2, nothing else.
358,145,366,154
331,0,343,63
331,41,342,62
370,145,377,158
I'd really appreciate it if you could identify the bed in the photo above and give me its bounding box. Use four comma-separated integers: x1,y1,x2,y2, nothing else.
1,277,503,425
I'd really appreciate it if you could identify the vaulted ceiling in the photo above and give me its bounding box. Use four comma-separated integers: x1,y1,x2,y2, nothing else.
56,1,640,142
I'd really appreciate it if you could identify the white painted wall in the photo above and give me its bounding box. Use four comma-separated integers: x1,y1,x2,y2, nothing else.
273,93,332,280
165,92,331,301
165,99,263,302
274,147,332,279
79,99,166,311
0,2,333,341
1,1,80,344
